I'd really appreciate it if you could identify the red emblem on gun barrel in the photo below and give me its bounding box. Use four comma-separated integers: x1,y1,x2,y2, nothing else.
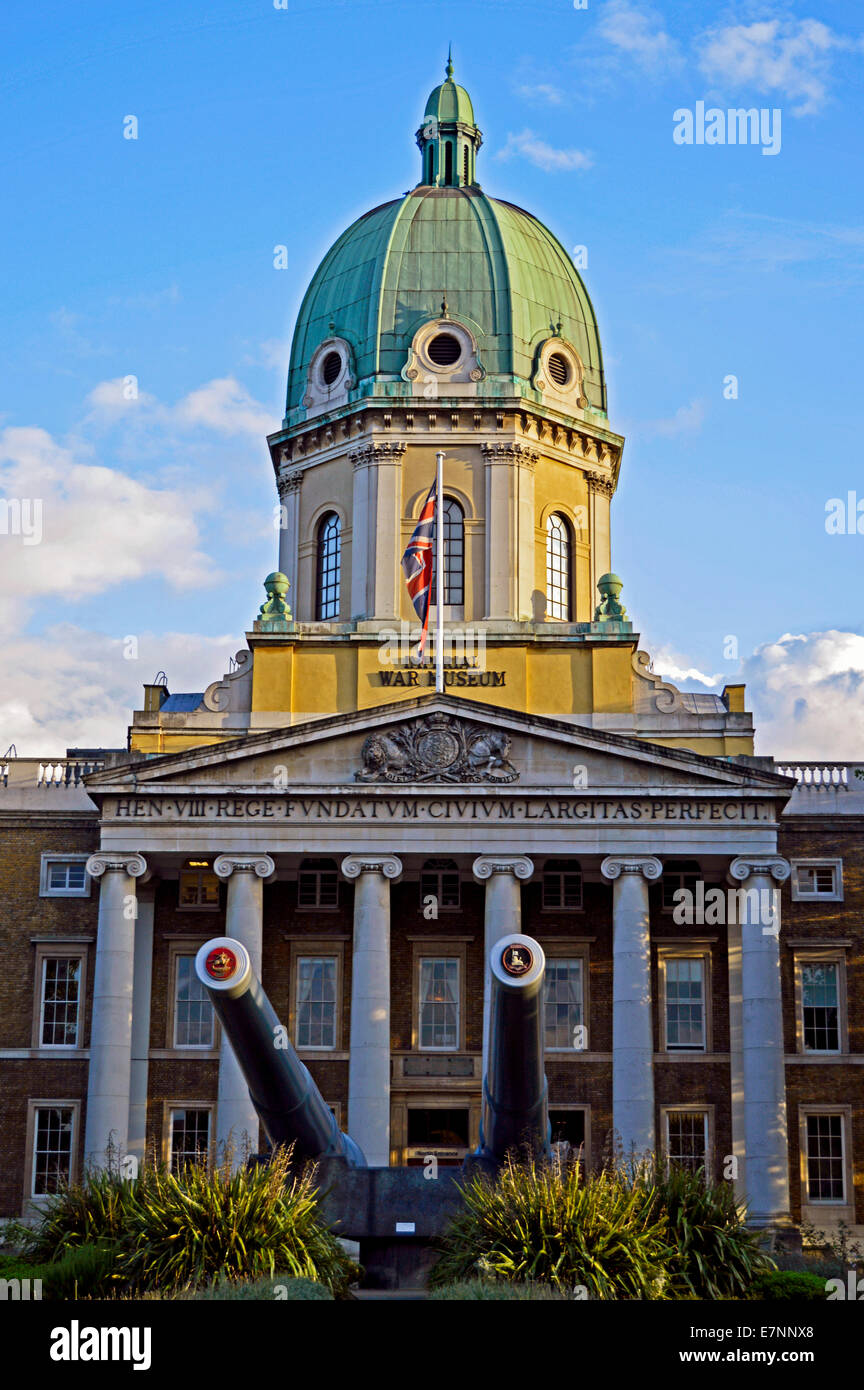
501,944,533,977
206,946,237,980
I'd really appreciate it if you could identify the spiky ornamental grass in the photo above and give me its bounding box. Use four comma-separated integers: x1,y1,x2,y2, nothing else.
430,1156,671,1298
26,1146,356,1298
431,1155,776,1300
644,1162,775,1300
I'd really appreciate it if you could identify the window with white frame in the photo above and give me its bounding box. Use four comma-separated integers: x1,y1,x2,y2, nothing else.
31,1106,75,1195
665,1110,708,1174
169,1108,211,1173
296,956,338,1049
791,860,843,902
544,959,584,1050
40,957,82,1047
174,955,215,1048
800,960,841,1052
420,858,460,911
542,860,582,910
418,958,459,1050
40,855,90,897
663,956,706,1051
297,858,339,909
804,1113,846,1202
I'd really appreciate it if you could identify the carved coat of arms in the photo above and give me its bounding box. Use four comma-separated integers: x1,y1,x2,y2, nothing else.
356,713,518,783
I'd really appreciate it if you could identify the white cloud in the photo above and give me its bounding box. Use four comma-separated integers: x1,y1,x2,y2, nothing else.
743,630,864,758
0,423,218,632
597,0,683,74
637,400,705,438
84,377,158,420
697,18,856,116
516,83,566,106
648,653,722,688
172,377,276,437
495,129,592,172
0,625,243,756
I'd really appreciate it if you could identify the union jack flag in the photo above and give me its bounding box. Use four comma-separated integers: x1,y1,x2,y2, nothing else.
401,480,437,659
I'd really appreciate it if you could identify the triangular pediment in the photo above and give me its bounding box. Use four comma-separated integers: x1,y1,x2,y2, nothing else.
85,695,793,799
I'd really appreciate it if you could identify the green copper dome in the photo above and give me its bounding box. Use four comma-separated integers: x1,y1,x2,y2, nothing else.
283,62,605,426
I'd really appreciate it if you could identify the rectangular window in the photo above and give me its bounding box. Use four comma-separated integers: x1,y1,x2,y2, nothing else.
418,958,459,1050
805,1114,845,1202
296,957,337,1049
169,1108,211,1173
297,861,339,909
665,957,705,1051
791,860,843,902
40,855,90,897
174,955,215,1048
32,1107,75,1195
420,860,460,910
666,1110,708,1173
544,959,584,1050
801,962,840,1052
40,958,81,1047
178,867,220,910
542,863,583,910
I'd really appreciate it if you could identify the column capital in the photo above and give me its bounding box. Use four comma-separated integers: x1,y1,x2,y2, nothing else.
341,854,402,881
472,855,533,882
213,853,276,880
600,855,662,882
727,856,790,886
86,852,148,879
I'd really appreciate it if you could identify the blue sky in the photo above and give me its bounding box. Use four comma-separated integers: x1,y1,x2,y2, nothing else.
1,0,863,755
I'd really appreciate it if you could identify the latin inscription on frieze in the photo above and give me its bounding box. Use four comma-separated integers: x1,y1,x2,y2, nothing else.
108,796,774,823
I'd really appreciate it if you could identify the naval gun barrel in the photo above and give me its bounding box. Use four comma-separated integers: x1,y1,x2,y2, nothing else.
195,936,365,1167
474,933,551,1167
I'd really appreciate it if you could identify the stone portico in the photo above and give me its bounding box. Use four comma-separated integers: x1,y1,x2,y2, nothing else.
80,696,795,1226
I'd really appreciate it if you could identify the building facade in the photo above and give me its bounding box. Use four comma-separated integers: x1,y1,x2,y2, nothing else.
1,63,861,1236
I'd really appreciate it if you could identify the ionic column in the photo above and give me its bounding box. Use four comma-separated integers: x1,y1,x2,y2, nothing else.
342,854,402,1166
83,853,148,1168
727,856,791,1227
601,855,662,1159
213,853,275,1163
127,885,155,1169
472,856,534,1076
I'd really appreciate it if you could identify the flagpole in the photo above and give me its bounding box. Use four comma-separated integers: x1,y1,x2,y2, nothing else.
435,450,445,694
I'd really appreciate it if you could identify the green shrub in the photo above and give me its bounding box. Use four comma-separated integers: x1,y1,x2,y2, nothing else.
192,1275,334,1301
41,1244,119,1300
430,1156,670,1298
25,1168,140,1260
748,1271,829,1301
643,1163,775,1300
429,1279,569,1301
25,1147,356,1298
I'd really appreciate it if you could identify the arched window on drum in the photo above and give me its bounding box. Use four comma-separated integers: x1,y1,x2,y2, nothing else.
545,512,572,621
316,512,341,620
430,496,465,610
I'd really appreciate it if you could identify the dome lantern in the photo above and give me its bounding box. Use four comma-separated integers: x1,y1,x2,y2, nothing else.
416,50,482,188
